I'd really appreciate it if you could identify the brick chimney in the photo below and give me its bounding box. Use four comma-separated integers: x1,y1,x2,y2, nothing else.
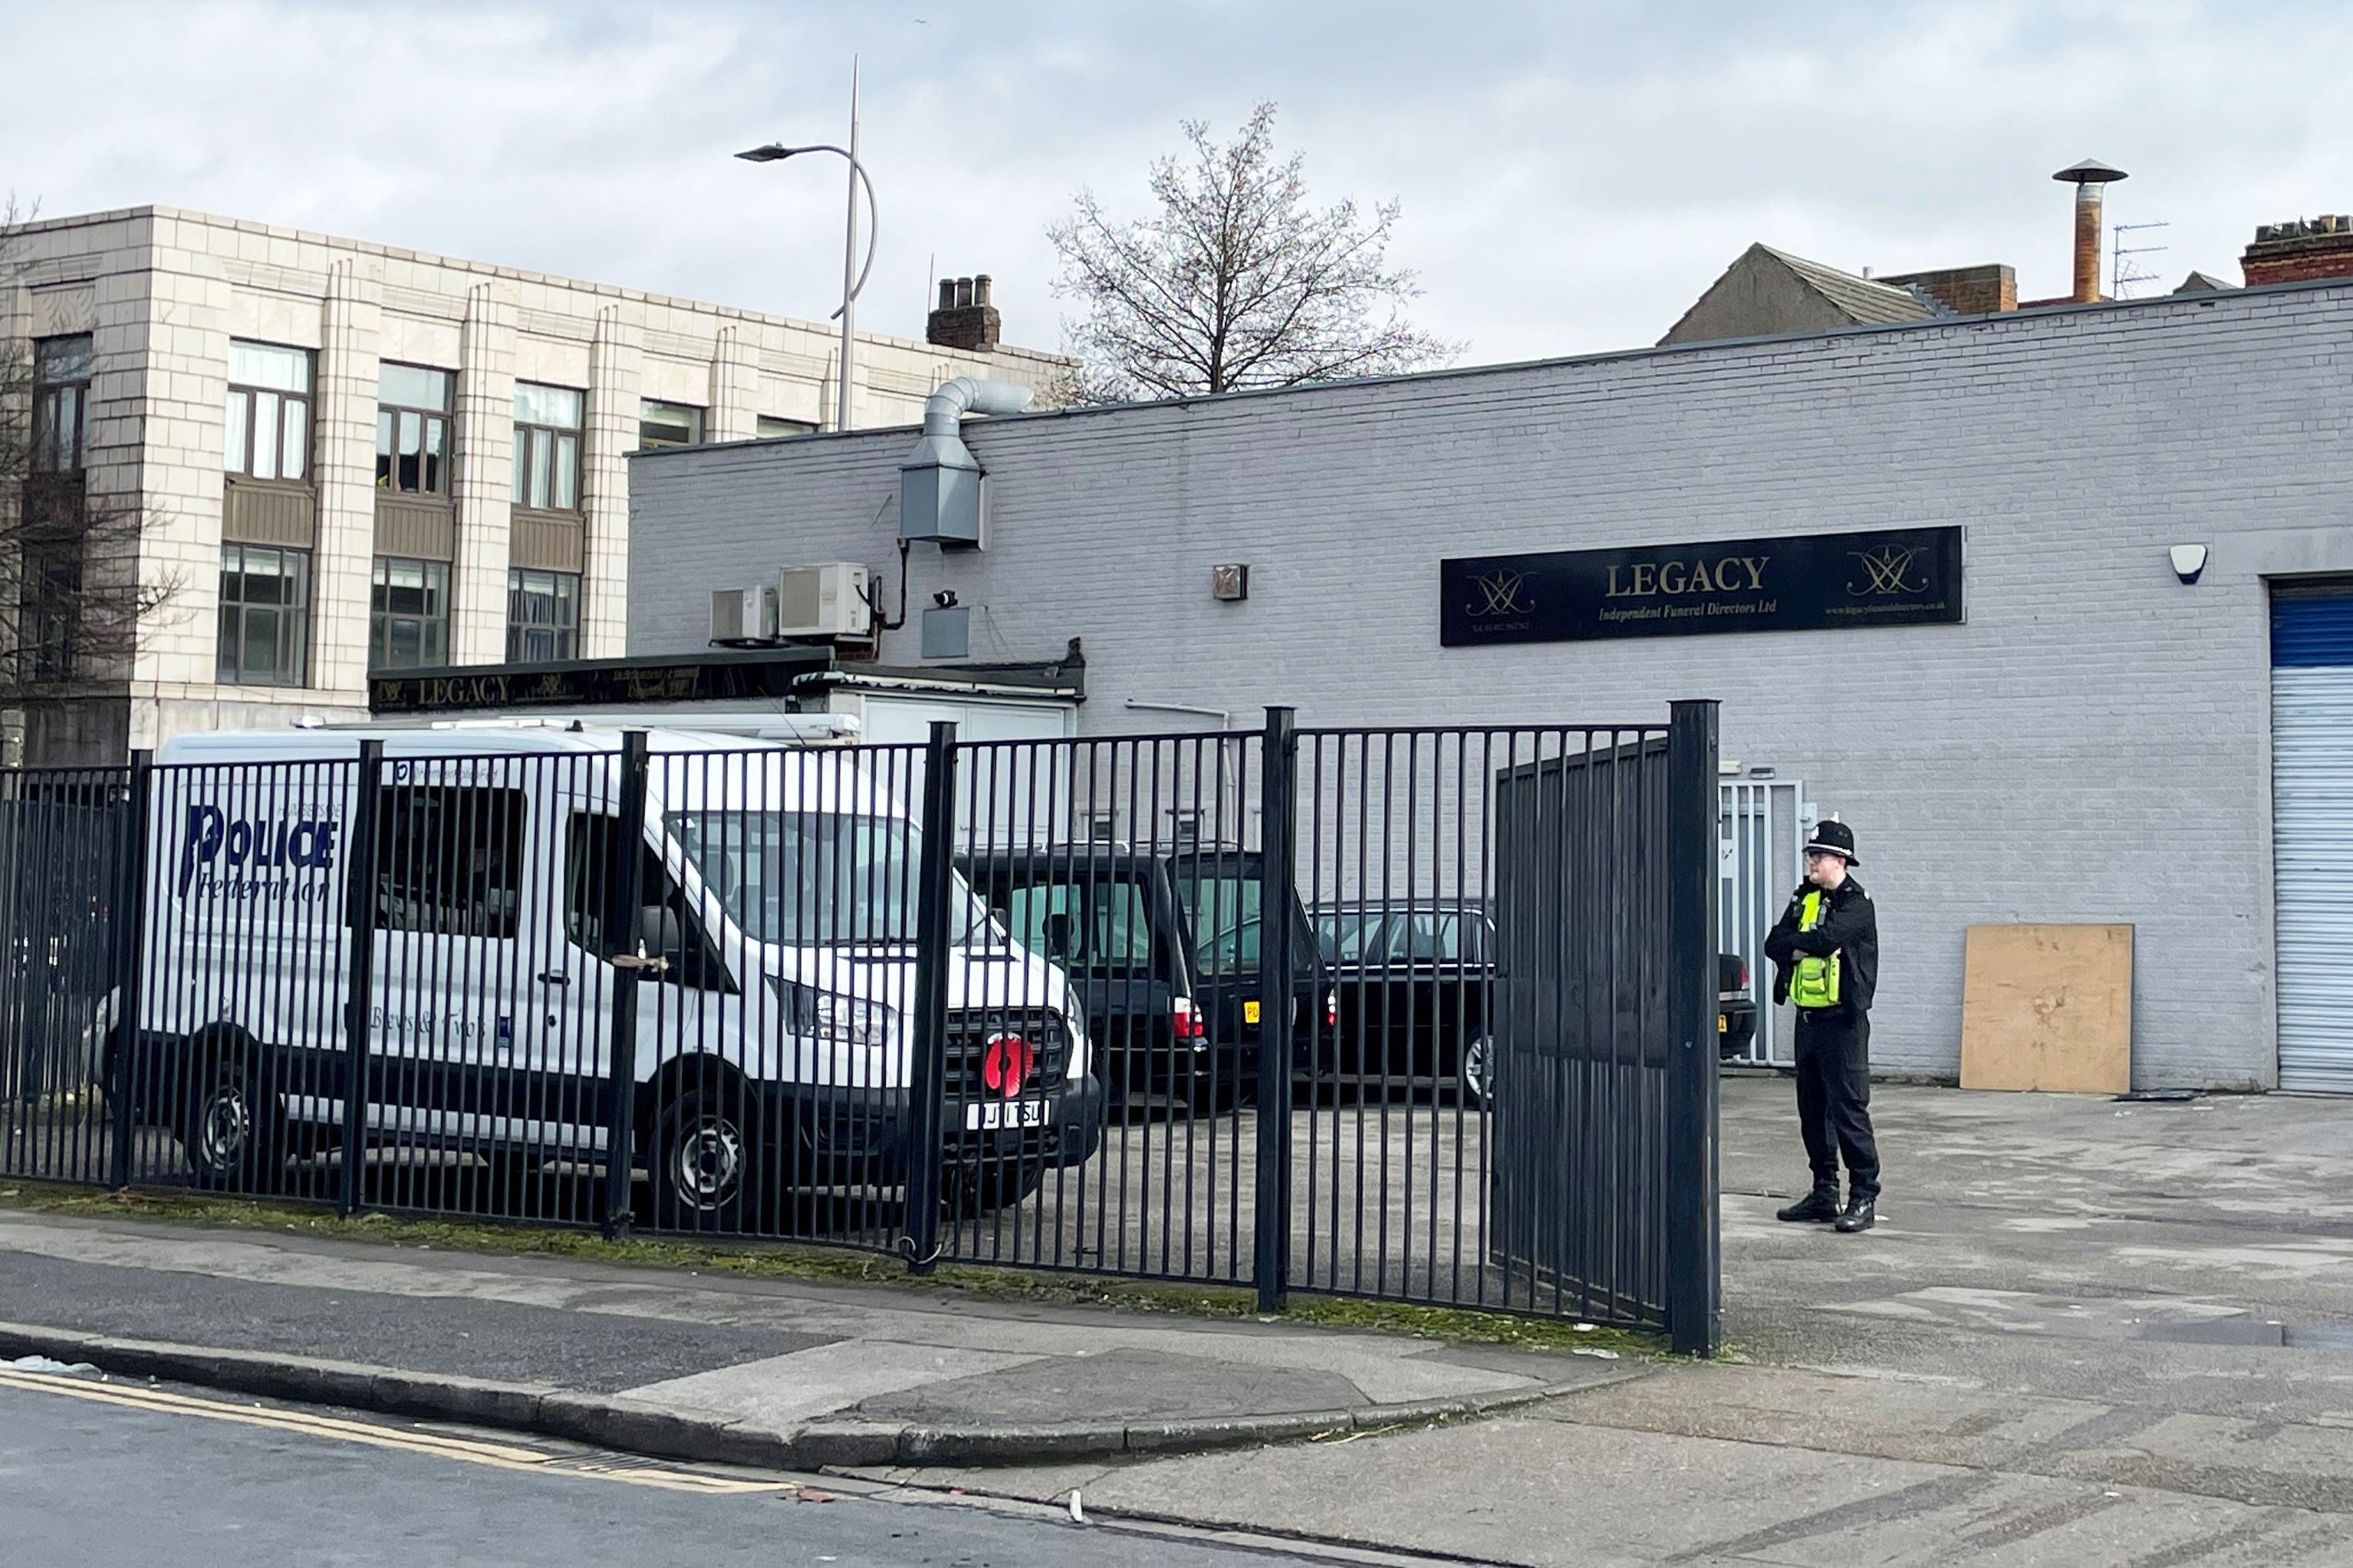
2243,215,2353,286
926,274,1001,352
1875,263,2017,316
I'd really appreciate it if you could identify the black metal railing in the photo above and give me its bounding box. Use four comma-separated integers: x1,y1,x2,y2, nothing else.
0,704,1719,1352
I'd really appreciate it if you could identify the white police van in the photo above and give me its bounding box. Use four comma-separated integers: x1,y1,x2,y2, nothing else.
104,719,1102,1224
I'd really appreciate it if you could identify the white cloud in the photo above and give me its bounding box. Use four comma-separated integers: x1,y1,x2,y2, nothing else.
3,0,2346,365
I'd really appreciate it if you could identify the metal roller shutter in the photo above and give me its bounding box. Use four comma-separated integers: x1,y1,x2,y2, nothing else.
2272,590,2353,1092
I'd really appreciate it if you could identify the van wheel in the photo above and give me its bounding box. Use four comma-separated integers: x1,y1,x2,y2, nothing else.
946,1159,1044,1217
178,1051,285,1193
651,1089,755,1232
1458,1033,1496,1109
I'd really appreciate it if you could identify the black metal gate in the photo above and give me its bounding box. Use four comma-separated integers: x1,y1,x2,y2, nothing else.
1485,715,1719,1349
0,768,130,1185
0,705,1719,1353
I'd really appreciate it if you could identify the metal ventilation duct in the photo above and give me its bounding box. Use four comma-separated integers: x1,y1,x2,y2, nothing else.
900,376,1032,546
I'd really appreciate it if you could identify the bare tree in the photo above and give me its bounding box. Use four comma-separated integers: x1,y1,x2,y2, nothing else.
1048,103,1462,403
1,198,177,761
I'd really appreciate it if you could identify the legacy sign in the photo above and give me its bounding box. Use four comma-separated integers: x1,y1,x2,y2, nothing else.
1440,525,1963,647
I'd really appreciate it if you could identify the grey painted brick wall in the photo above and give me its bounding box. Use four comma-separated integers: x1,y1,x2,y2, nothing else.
628,282,2353,1090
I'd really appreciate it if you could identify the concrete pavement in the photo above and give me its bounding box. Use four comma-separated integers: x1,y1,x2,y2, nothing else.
857,1080,2353,1564
0,1206,1621,1469
9,1077,2353,1563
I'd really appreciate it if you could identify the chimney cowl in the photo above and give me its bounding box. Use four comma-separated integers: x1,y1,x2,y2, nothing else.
2052,157,2129,186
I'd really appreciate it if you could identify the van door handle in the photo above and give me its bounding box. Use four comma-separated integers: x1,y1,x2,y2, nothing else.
537,971,571,988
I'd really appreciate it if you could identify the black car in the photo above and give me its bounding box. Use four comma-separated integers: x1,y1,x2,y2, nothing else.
1315,901,1763,1101
1719,953,1759,1061
1313,902,1498,1103
962,846,1333,1114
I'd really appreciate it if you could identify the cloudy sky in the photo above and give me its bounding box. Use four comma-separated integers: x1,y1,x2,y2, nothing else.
4,1,2346,365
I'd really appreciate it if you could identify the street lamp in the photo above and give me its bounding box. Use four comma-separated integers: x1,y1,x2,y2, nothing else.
738,63,878,432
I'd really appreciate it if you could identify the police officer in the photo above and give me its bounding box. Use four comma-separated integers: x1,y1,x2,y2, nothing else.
1764,819,1881,1234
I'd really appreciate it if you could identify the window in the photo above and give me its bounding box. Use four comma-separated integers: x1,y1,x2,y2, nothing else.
223,341,312,482
666,809,992,948
638,400,703,450
505,567,580,662
216,542,311,686
1172,869,1317,978
1005,880,1154,970
511,383,582,511
370,557,450,672
367,784,525,938
377,364,452,496
755,415,816,441
18,543,79,684
32,335,93,474
1315,909,1396,966
564,814,726,991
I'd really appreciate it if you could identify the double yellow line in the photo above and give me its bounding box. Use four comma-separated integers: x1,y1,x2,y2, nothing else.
0,1367,776,1495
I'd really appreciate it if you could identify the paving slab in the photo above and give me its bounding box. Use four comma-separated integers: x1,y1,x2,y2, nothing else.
854,1347,1371,1425
630,1341,1047,1428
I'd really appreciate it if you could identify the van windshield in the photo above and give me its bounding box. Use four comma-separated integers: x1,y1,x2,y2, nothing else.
667,810,993,948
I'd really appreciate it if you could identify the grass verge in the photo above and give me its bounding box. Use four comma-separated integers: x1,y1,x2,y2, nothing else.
0,1178,1665,1360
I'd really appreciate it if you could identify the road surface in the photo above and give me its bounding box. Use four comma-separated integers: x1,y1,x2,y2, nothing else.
0,1367,1386,1567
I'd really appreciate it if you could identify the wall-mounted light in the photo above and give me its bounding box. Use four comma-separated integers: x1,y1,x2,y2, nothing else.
933,589,959,609
2169,544,2209,586
1211,564,1249,602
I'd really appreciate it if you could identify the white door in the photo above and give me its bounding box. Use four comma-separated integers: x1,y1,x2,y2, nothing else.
364,764,535,1146
531,804,732,1151
1718,778,1804,1067
2272,590,2353,1092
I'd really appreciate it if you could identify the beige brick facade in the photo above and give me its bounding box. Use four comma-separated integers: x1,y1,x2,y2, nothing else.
0,205,1072,764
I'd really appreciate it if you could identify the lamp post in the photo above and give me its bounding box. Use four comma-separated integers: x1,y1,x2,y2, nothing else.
739,61,877,432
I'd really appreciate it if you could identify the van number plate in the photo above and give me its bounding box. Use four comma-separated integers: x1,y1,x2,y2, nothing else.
966,1100,1051,1131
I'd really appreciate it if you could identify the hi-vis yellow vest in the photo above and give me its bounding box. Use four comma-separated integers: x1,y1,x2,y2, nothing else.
1792,891,1841,1008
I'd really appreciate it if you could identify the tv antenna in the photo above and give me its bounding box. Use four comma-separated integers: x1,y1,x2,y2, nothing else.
2111,220,2170,299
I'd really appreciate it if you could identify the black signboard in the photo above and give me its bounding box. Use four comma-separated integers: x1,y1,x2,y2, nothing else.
369,651,832,715
1440,525,1963,647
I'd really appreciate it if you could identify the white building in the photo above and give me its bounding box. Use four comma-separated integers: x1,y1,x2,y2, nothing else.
0,205,1069,764
622,267,2353,1093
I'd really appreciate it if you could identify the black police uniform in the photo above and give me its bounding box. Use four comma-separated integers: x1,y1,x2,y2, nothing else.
1763,823,1881,1230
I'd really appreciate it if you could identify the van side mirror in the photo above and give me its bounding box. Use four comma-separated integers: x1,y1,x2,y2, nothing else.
1041,911,1076,960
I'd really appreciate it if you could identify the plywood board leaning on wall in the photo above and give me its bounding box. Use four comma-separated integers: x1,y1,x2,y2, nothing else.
1960,924,2134,1094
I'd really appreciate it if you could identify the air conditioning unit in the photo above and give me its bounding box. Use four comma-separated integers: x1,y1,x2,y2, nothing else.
777,563,874,639
709,584,778,645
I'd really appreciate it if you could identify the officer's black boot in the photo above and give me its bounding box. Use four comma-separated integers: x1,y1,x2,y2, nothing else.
1835,1195,1877,1233
1775,1187,1840,1223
